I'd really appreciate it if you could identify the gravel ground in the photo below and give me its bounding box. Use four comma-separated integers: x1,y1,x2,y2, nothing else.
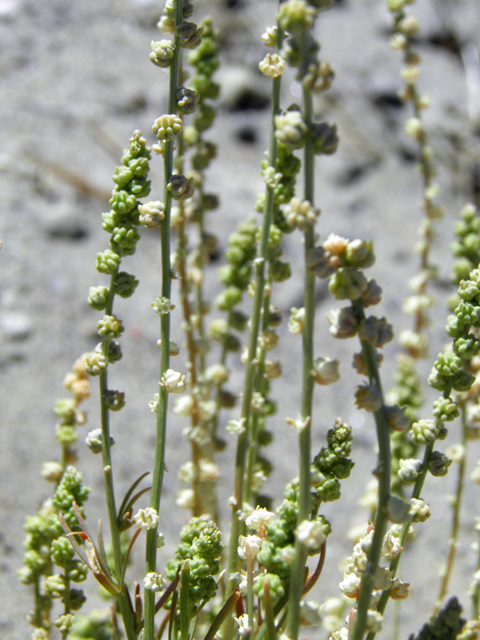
2,0,480,638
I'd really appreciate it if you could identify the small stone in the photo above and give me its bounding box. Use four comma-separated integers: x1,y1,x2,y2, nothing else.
0,311,32,340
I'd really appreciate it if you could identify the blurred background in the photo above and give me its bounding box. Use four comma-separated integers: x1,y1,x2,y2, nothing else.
2,0,480,637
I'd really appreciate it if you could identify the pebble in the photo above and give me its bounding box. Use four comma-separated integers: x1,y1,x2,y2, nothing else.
0,311,32,340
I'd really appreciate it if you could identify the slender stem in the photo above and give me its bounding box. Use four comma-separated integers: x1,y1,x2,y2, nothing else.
285,29,316,640
143,3,182,638
472,525,480,619
244,292,271,506
433,403,467,615
350,300,391,640
98,269,136,640
225,50,283,594
367,383,454,640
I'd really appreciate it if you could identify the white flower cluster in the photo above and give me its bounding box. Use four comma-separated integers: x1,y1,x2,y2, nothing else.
336,525,410,637
134,507,159,530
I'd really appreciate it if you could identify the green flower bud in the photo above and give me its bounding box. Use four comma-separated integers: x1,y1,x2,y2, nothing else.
85,428,114,454
345,239,375,269
56,425,78,447
167,174,195,200
152,114,183,141
193,103,216,132
253,573,285,602
428,451,452,477
109,190,137,215
270,260,292,282
355,382,382,412
96,249,120,275
278,0,316,32
328,306,358,339
216,286,242,311
398,458,422,483
51,537,75,568
138,201,165,229
97,314,124,340
316,474,341,502
24,549,49,572
104,389,125,411
452,370,475,392
456,301,480,326
105,339,122,363
191,74,220,99
152,296,173,316
192,141,217,170
88,286,109,310
358,316,394,347
113,271,138,298
385,404,410,432
110,224,140,255
433,397,459,422
411,419,438,445
311,357,340,385
446,314,467,339
177,21,203,49
303,59,335,92
329,267,368,300
45,574,67,598
54,398,76,424
434,352,462,376
229,310,249,332
150,39,175,68
177,87,200,114
428,368,449,392
55,613,75,633
69,588,86,610
311,121,339,155
275,110,308,149
454,335,480,358
458,275,480,302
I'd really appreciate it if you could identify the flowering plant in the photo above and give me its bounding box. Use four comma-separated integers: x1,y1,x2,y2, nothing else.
16,1,480,640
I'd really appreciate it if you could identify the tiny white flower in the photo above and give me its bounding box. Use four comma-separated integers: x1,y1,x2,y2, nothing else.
176,489,195,509
226,418,246,434
261,26,278,47
235,614,257,637
238,534,263,559
339,571,361,598
381,531,403,559
162,369,186,394
390,578,410,600
144,571,168,592
134,508,159,530
296,519,328,551
365,610,383,634
286,415,310,433
446,443,465,463
173,394,195,416
245,506,275,534
259,52,286,78
400,64,420,85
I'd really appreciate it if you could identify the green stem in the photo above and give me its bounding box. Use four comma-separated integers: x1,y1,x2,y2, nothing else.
244,292,271,506
98,269,136,640
433,403,467,615
180,561,191,640
285,30,316,640
366,385,453,640
350,300,391,640
143,3,182,638
225,48,283,595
